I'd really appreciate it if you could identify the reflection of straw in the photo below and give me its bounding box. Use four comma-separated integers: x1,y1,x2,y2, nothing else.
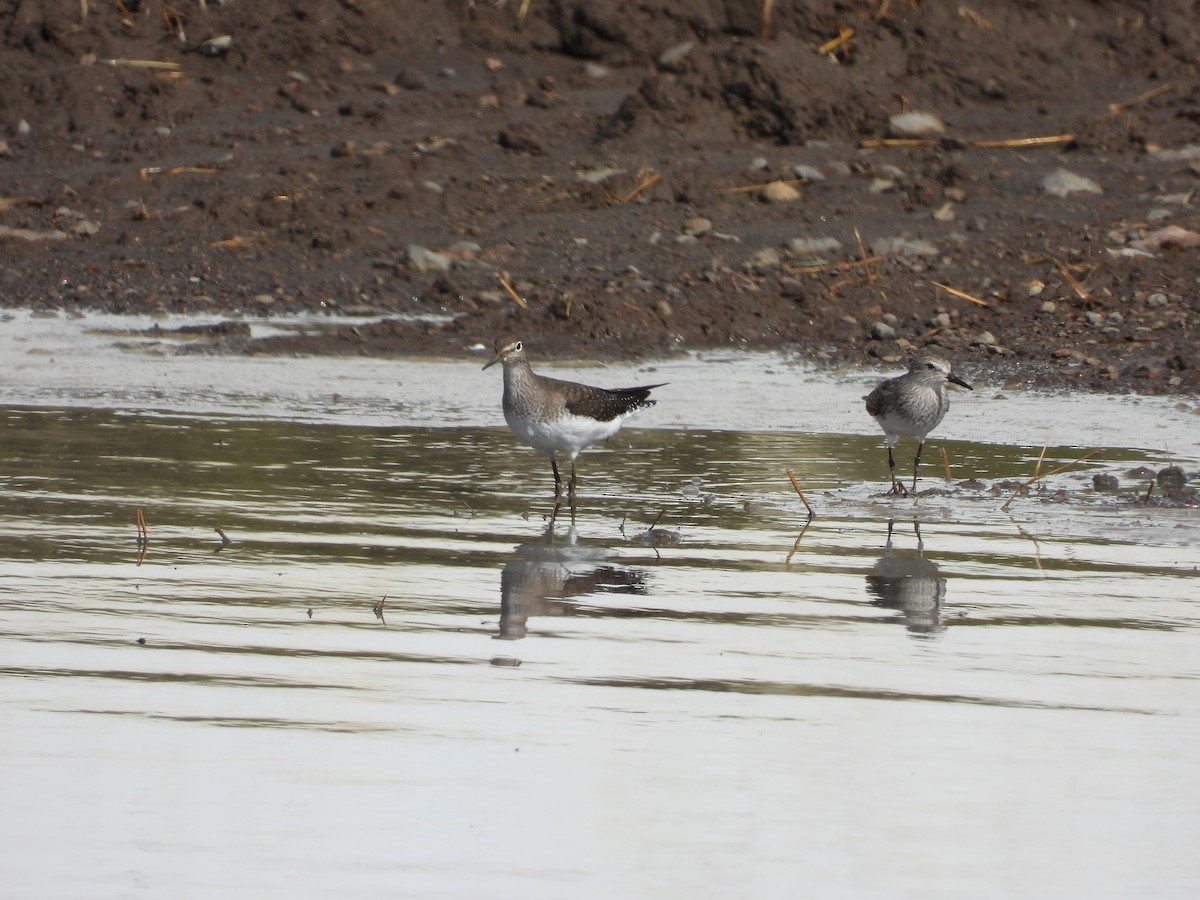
784,515,814,567
135,507,148,566
1008,518,1045,575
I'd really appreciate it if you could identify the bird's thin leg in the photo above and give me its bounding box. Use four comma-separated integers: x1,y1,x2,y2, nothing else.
549,456,564,521
550,456,563,500
886,446,907,495
912,441,925,492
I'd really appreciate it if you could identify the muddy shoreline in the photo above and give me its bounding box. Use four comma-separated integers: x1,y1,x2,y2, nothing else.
1,1,1198,393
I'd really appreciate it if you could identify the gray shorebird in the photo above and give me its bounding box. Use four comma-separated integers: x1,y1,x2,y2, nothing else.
865,355,973,494
483,337,664,518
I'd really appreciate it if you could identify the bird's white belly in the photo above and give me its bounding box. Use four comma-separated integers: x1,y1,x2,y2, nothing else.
507,409,626,458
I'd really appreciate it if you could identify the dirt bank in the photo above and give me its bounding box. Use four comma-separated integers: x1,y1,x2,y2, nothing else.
1,0,1198,393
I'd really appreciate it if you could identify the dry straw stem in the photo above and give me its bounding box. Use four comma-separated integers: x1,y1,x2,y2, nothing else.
140,165,220,179
1052,257,1092,301
853,228,875,286
785,468,817,518
209,235,268,249
372,595,388,626
1000,449,1103,512
1109,83,1173,115
0,196,38,212
105,59,181,70
939,446,952,481
958,7,995,29
619,168,661,203
862,134,1074,150
715,178,806,196
761,0,774,41
497,272,528,309
972,134,1074,148
818,26,854,56
931,280,990,307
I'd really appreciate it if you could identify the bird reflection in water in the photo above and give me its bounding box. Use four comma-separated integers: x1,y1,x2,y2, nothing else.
865,519,947,636
498,526,648,640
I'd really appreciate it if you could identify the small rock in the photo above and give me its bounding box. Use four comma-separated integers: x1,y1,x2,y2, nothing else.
871,321,897,341
869,178,898,194
929,312,951,329
496,125,544,155
575,166,623,184
657,41,694,72
745,247,782,272
1040,300,1057,313
1040,168,1102,198
682,217,713,237
407,244,451,273
394,67,429,91
872,237,939,257
1084,311,1104,326
1129,225,1200,252
790,164,825,182
1092,473,1120,492
1156,466,1187,491
330,139,356,158
1125,466,1156,479
889,111,945,137
787,236,842,256
761,180,801,203
974,330,997,346
198,35,233,57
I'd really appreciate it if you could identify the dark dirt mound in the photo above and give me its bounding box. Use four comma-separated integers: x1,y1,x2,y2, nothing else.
2,0,1199,393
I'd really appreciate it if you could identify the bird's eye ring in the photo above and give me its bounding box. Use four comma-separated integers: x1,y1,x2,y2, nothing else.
514,341,523,351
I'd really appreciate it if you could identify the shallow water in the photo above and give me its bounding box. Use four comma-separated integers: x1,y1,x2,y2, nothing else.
2,311,1199,898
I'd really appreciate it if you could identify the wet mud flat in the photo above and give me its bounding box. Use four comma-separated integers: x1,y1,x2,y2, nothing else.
2,303,1199,898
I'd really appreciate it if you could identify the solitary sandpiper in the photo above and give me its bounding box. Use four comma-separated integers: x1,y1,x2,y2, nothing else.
483,337,664,518
865,355,973,494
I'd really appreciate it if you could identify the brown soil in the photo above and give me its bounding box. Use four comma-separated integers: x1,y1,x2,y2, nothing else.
2,0,1198,393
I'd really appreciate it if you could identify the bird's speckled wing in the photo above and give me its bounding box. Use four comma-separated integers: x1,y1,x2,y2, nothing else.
556,379,664,422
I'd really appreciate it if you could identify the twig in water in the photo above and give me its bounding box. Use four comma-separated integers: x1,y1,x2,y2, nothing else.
214,527,232,551
1142,479,1154,505
372,595,388,626
939,446,952,482
785,468,816,517
1000,449,1103,512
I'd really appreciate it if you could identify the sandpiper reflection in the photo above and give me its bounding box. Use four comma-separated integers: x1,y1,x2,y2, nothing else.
498,526,647,640
865,519,947,635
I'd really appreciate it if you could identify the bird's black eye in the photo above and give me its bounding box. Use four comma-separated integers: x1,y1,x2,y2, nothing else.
925,361,937,370
514,341,522,351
